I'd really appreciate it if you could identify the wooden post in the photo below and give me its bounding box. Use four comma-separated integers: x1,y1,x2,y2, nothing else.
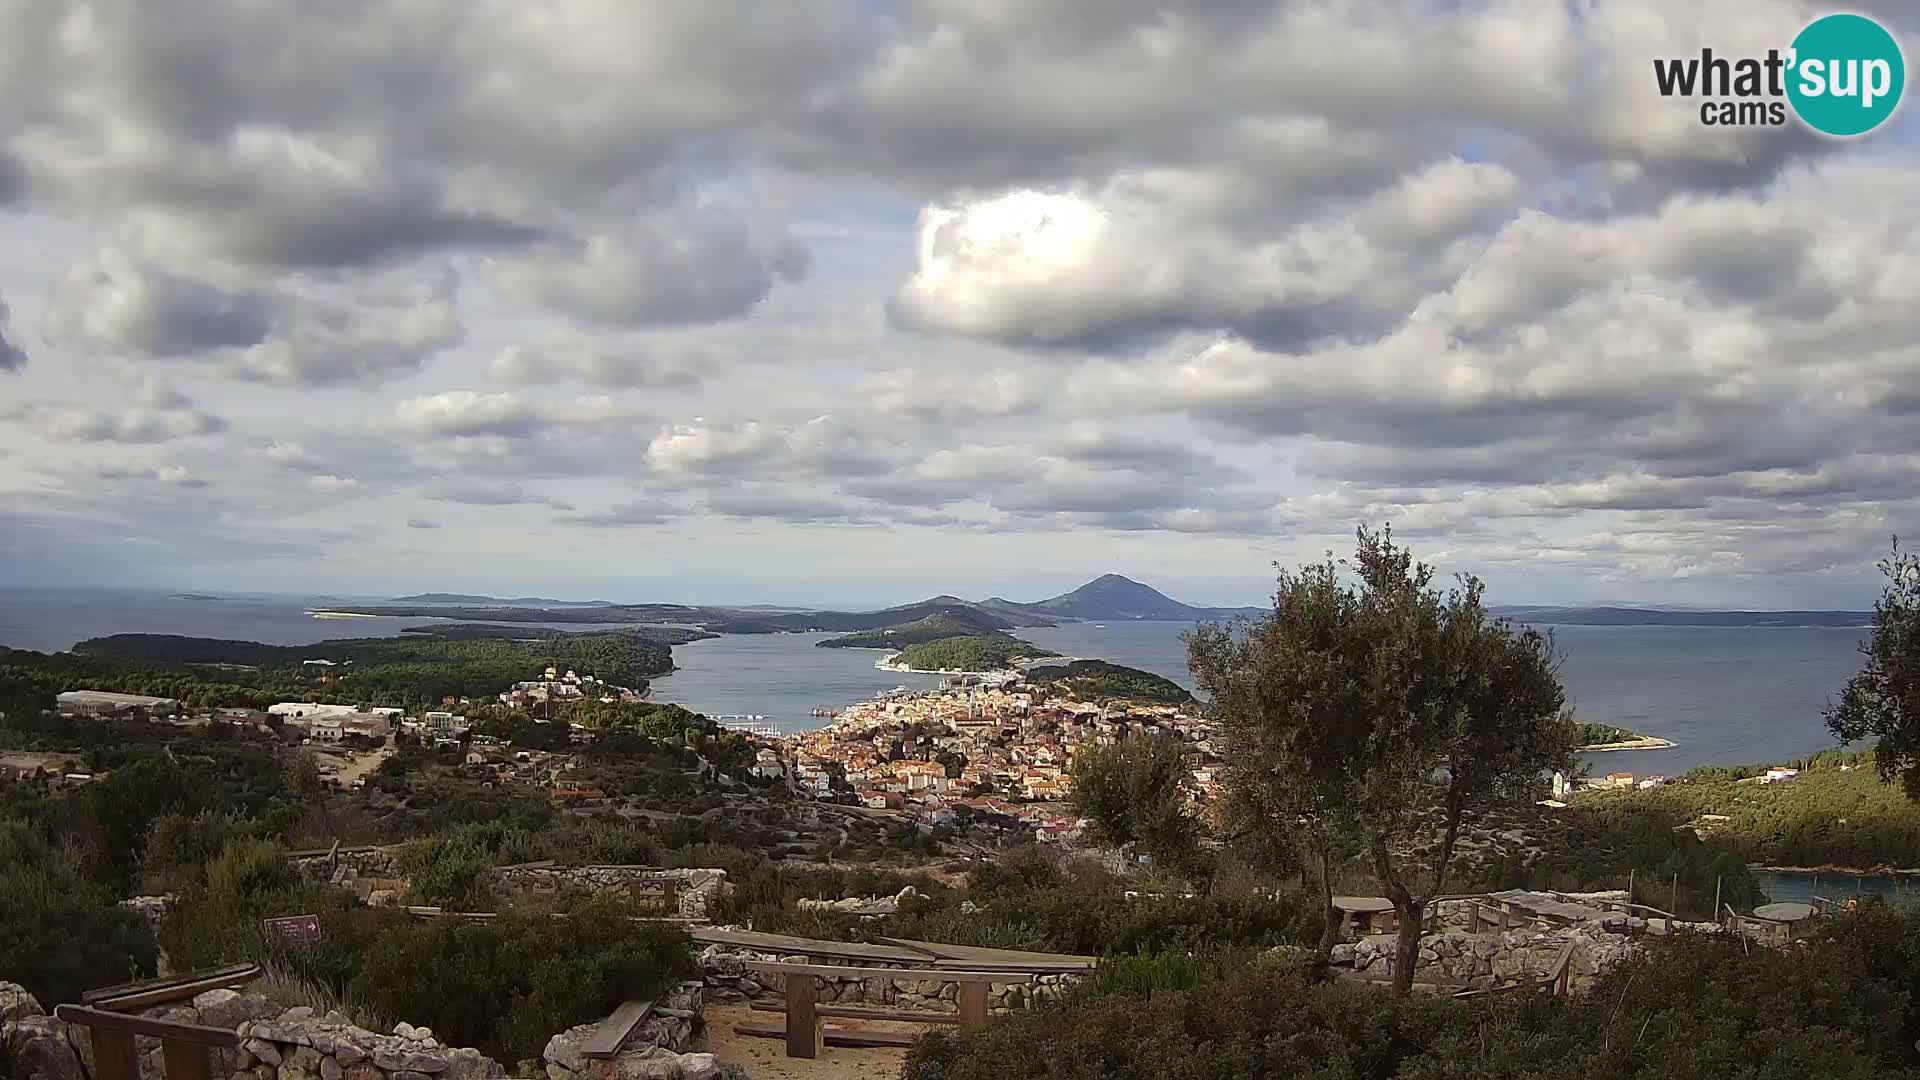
1627,868,1635,906
91,1027,141,1080
1713,877,1722,924
1670,872,1679,918
161,1039,213,1080
957,981,990,1028
784,974,819,1059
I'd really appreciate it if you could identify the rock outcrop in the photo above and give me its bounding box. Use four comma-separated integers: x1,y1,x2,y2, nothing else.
540,985,714,1080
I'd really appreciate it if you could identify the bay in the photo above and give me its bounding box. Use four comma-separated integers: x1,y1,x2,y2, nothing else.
0,588,1874,772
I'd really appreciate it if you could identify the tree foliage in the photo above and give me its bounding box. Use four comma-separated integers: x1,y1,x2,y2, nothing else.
1188,525,1575,992
1828,538,1920,800
1069,734,1200,875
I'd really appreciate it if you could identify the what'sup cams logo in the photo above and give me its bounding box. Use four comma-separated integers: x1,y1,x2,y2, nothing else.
1653,12,1906,137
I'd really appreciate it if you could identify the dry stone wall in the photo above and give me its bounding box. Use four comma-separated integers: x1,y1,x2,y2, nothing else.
288,850,730,921
695,938,1080,1012
0,985,504,1080
1332,925,1641,993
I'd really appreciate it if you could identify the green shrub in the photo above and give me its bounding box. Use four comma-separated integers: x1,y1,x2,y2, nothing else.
400,836,497,910
348,897,694,1063
207,837,297,905
0,815,157,1005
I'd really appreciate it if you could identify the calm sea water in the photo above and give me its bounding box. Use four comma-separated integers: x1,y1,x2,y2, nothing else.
0,588,1872,770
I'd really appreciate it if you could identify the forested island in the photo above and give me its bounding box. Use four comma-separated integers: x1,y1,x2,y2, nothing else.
1023,660,1193,704
883,635,1059,672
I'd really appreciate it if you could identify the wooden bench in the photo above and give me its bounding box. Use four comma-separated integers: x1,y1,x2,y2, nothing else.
578,1000,655,1059
738,963,1033,1058
56,1005,240,1080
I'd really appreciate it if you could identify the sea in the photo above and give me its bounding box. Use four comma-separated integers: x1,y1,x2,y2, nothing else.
0,586,1874,773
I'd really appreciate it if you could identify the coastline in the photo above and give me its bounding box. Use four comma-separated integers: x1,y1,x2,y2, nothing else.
306,610,388,620
1579,736,1677,753
1750,863,1920,879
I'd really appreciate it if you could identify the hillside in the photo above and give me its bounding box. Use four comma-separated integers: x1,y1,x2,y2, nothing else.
816,612,1016,648
739,598,1046,633
983,574,1265,622
1022,659,1193,703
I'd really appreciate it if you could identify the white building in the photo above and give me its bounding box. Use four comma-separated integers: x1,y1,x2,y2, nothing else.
270,703,401,722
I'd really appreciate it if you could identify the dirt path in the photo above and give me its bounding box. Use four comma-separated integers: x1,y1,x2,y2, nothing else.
325,747,393,787
701,1004,917,1080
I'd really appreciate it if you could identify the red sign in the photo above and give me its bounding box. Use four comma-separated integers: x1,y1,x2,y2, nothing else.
263,914,322,944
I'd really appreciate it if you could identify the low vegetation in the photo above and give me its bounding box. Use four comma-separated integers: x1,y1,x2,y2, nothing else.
904,905,1920,1080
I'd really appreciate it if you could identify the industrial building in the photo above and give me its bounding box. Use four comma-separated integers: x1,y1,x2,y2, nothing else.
55,690,181,719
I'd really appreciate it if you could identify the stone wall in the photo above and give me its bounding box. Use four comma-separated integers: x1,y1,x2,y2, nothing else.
694,939,1080,1013
541,984,715,1080
492,867,728,922
1333,925,1641,993
0,985,503,1080
290,850,729,921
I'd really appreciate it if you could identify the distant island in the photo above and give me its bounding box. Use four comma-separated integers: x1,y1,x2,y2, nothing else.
878,635,1060,674
1494,606,1872,627
171,593,222,601
390,593,616,607
316,581,1873,636
319,575,1262,632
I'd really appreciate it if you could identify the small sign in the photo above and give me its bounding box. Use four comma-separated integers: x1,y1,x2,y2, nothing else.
263,914,322,945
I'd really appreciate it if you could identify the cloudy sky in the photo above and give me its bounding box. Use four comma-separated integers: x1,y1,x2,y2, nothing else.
2,0,1917,609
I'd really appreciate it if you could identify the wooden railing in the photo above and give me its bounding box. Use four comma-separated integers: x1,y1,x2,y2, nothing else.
736,963,1034,1059
54,1006,239,1080
82,964,263,1012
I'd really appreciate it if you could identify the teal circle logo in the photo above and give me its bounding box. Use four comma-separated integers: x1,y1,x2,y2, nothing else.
1787,13,1905,137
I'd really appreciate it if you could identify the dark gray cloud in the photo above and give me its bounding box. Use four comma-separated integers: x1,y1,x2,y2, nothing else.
406,517,440,530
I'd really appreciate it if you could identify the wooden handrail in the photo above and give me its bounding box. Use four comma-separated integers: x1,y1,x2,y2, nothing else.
83,965,262,1011
746,962,1032,983
54,1006,242,1047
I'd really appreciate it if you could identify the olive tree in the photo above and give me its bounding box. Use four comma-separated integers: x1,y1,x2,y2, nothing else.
1189,525,1574,994
1827,538,1920,799
1069,733,1201,878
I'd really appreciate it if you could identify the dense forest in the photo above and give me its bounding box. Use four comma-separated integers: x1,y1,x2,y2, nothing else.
0,630,674,712
1024,660,1194,704
893,635,1058,671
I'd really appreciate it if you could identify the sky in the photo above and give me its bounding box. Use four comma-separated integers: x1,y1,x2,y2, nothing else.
2,0,1918,610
